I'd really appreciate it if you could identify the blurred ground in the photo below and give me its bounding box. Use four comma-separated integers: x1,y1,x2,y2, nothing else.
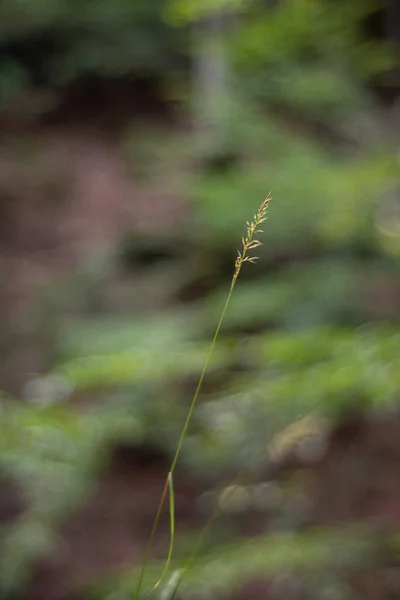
0,124,186,310
18,412,400,600
1,2,400,600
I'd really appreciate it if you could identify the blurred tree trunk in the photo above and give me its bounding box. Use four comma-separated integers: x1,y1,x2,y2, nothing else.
191,12,232,151
386,0,400,83
384,0,400,133
385,0,400,51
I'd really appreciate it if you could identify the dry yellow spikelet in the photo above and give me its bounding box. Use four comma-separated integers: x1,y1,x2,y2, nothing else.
232,193,271,287
268,414,330,464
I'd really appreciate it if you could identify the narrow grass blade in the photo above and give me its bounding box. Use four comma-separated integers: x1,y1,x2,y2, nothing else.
169,479,246,599
153,472,175,590
134,195,271,600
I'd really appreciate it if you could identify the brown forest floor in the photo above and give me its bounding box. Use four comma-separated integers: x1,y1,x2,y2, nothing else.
2,119,400,600
27,413,400,600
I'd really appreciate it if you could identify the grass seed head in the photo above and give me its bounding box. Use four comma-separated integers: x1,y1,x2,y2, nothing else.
232,193,271,286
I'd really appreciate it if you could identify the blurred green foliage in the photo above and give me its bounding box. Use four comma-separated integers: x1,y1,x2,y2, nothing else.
87,525,378,599
1,0,400,598
231,0,393,111
2,313,400,595
0,0,183,91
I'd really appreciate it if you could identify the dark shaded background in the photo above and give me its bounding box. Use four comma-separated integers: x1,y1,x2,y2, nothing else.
1,1,400,599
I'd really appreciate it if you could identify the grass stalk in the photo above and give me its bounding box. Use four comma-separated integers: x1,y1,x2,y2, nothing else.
167,478,246,600
152,472,175,591
134,194,271,599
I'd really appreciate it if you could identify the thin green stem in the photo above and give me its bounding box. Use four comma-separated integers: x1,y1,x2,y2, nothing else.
152,472,175,591
134,195,271,599
134,284,236,600
169,478,246,600
134,477,169,599
170,284,234,474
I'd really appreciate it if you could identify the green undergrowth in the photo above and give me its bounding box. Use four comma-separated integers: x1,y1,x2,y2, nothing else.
2,312,399,595
85,526,380,600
